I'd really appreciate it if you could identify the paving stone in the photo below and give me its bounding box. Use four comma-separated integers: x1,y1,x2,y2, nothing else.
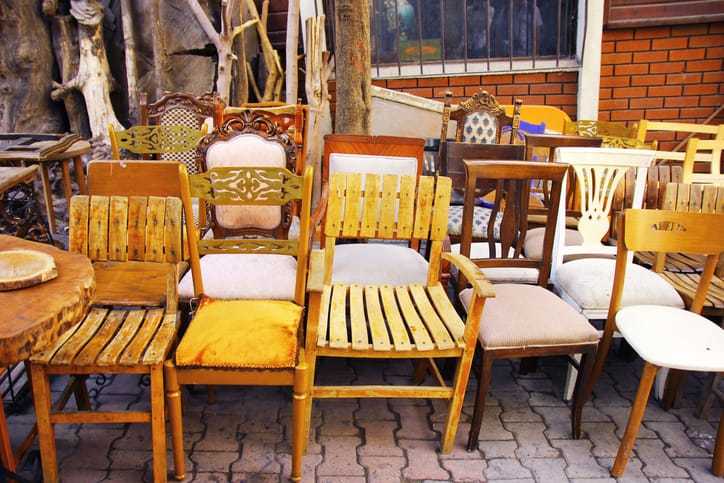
191,451,238,473
318,477,366,483
634,439,689,478
597,405,657,439
358,420,403,457
478,440,518,458
585,422,626,458
506,422,559,458
278,414,323,455
355,398,396,421
399,439,449,480
673,457,724,483
318,400,360,436
552,439,610,478
61,427,124,469
442,458,486,481
316,436,364,476
536,406,578,439
501,407,544,422
394,404,437,440
670,408,717,440
194,414,240,451
107,449,151,470
485,458,534,479
646,421,709,457
359,456,406,482
568,479,616,483
105,469,146,481
57,467,107,482
596,456,648,482
591,381,633,407
520,456,569,482
277,452,323,483
475,406,515,441
528,391,568,407
232,432,282,474
433,422,482,460
191,473,235,482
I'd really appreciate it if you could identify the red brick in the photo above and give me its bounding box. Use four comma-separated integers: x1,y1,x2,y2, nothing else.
645,108,681,119
561,105,577,118
630,97,664,109
546,72,578,82
602,41,615,53
434,86,462,97
680,107,716,118
600,88,612,99
611,109,644,121
563,83,577,94
529,83,562,94
650,62,685,74
402,87,432,97
449,75,481,86
371,79,386,87
666,73,702,84
648,85,682,96
546,94,577,105
631,74,666,86
671,24,709,36
634,26,671,39
613,86,647,98
616,39,651,52
465,85,494,96
652,37,688,50
669,49,706,61
518,95,546,104
599,99,629,110
495,95,513,104
513,73,546,83
686,59,723,72
633,51,668,63
664,96,699,108
387,78,417,88
684,84,719,95
418,77,448,87
710,23,724,33
603,29,635,41
497,84,529,95
602,52,633,65
615,63,649,75
601,76,630,87
689,34,724,48
482,74,513,84
700,94,724,106
703,71,724,82
601,65,614,76
599,111,611,121
706,46,724,58
648,131,676,142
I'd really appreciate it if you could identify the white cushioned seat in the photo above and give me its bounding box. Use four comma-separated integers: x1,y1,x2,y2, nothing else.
329,153,418,178
178,253,297,300
447,205,503,239
460,284,600,350
556,259,684,317
331,243,428,285
450,243,539,284
524,226,583,261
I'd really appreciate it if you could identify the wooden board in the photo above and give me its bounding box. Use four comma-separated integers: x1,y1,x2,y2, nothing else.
0,249,57,291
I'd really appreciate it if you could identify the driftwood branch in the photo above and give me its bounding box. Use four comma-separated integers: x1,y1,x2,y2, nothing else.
285,0,300,102
120,0,139,122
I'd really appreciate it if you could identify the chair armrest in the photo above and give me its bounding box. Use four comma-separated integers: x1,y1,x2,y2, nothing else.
441,253,495,299
310,182,329,238
307,249,325,292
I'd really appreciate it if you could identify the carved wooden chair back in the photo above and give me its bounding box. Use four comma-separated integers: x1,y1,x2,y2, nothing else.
180,165,313,306
197,108,305,239
108,124,207,165
683,138,724,185
563,120,649,149
221,101,307,155
440,91,522,145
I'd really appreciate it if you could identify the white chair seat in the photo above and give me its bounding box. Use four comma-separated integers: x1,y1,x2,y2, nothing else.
178,253,297,300
556,259,684,319
331,243,428,285
450,243,539,284
617,305,724,372
524,226,583,261
447,205,502,239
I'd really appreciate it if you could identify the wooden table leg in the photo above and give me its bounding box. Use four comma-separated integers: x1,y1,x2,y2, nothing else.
73,156,87,195
38,164,57,234
60,160,73,210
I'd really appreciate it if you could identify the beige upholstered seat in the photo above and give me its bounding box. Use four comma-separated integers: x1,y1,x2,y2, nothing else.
330,243,429,285
524,226,583,261
460,284,599,350
451,242,539,284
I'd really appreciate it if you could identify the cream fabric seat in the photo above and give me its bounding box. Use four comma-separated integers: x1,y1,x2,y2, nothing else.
524,226,583,261
447,205,502,239
460,284,599,350
450,243,539,284
330,243,429,285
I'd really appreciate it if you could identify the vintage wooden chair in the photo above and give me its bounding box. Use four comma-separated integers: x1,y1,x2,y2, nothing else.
683,137,724,185
440,90,522,144
305,173,495,453
636,120,723,149
29,191,182,482
108,124,208,164
584,209,724,478
457,160,598,448
563,120,648,148
166,164,313,482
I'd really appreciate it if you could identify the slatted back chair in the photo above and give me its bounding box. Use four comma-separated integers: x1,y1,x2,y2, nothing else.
305,172,495,455
683,138,724,185
165,165,314,482
636,120,723,149
440,90,522,145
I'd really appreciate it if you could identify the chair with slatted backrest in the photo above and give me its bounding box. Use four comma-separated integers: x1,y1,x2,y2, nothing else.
440,90,522,145
165,164,314,482
683,138,724,185
29,190,182,482
304,172,495,454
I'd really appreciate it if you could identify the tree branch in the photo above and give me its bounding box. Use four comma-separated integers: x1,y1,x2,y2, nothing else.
185,0,223,51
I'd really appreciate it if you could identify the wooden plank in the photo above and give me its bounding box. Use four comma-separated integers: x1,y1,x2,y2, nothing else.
108,196,129,261
378,175,397,239
688,184,703,213
68,196,89,256
671,165,683,182
325,174,344,238
145,196,166,263
662,183,678,210
397,176,415,238
379,285,412,351
348,284,369,350
409,285,454,350
316,285,332,347
328,285,349,349
364,286,392,351
73,310,127,366
164,197,183,263
717,187,724,214
342,174,362,238
360,174,380,238
412,176,434,239
142,314,177,364
701,185,718,213
127,197,148,261
429,177,451,242
675,183,690,213
119,309,164,365
96,309,146,365
427,284,466,344
394,286,434,351
658,168,672,207
88,196,110,261
31,320,84,364
51,308,109,365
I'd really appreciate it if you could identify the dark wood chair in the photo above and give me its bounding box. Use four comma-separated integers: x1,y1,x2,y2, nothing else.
440,90,522,145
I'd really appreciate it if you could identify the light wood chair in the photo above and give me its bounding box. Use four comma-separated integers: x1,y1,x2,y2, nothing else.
563,120,648,149
109,124,208,164
29,193,182,483
166,164,314,482
440,90,522,144
598,209,724,478
305,173,495,454
683,138,724,185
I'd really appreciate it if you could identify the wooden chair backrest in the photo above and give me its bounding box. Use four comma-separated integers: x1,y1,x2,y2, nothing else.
683,138,724,185
139,91,215,128
108,124,207,160
565,120,638,138
87,161,183,197
636,121,724,165
440,91,522,144
460,160,568,287
612,209,724,314
180,165,314,305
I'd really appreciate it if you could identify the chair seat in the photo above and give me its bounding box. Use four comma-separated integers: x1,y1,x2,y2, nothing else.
447,205,502,239
317,283,465,353
616,305,724,372
175,299,303,368
31,307,177,367
556,259,685,318
460,284,599,350
331,243,429,286
177,253,297,300
635,251,704,274
450,243,539,284
524,226,583,261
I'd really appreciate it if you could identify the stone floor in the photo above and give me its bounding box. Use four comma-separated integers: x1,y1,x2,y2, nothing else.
5,351,722,483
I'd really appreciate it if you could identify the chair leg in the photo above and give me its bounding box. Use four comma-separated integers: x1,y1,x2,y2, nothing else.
466,352,493,451
72,375,92,410
150,365,167,483
612,362,658,477
291,359,308,482
580,324,617,411
164,360,185,481
572,349,595,439
29,363,57,483
563,354,582,402
0,384,16,473
412,359,429,384
713,413,724,477
661,369,686,410
442,346,478,454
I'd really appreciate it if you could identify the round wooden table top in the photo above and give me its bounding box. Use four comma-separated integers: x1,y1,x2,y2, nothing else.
0,236,94,365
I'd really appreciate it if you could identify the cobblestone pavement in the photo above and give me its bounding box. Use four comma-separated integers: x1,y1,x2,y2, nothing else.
6,352,722,482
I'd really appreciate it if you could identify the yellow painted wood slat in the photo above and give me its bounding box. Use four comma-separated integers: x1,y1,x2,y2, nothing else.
73,310,127,366
51,308,110,365
127,197,148,261
701,185,718,213
349,285,369,350
164,197,183,263
316,285,332,347
119,309,164,365
108,196,129,261
409,285,454,350
429,177,452,242
342,173,363,237
397,176,416,238
328,285,349,349
364,285,392,351
412,176,435,239
325,174,345,238
68,195,89,256
379,286,412,351
394,286,434,351
145,196,167,262
378,175,398,239
96,310,147,365
360,174,380,238
142,314,177,364
427,284,466,345
88,196,110,261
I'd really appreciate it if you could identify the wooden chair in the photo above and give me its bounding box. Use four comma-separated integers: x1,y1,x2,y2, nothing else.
457,160,598,448
29,193,182,482
220,101,308,153
166,164,314,482
304,173,495,454
590,209,724,478
683,138,724,185
563,120,646,148
636,120,723,150
440,90,522,144
108,124,208,164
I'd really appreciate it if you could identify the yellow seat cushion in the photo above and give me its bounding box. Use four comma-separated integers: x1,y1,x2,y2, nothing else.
175,299,303,368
